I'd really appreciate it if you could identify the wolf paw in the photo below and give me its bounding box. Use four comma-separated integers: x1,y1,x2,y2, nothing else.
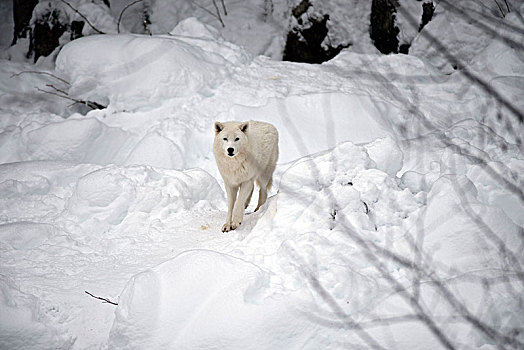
221,221,241,232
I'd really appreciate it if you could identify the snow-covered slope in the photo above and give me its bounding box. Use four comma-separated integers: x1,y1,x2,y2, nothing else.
0,4,523,350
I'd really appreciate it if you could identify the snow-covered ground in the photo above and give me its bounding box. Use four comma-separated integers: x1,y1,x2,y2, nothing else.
1,1,523,349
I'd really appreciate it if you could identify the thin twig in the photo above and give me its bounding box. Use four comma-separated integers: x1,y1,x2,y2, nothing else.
59,0,106,34
37,87,73,100
85,290,118,305
118,0,143,33
36,87,106,110
10,71,70,86
46,84,69,96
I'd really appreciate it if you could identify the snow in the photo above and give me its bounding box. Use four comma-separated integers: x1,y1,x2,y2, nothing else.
1,1,523,349
108,250,318,349
55,32,243,111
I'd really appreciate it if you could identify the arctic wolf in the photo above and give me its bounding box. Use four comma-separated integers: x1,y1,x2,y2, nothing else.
213,120,279,232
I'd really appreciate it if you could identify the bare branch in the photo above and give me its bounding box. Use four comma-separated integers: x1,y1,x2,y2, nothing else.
36,86,106,110
45,83,69,96
117,0,143,33
58,0,105,34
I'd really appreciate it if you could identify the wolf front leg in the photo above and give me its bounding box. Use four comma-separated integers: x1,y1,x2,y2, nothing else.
222,183,238,232
229,180,254,231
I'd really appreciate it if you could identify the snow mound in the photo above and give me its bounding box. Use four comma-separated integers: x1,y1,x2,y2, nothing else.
108,250,317,349
55,27,244,111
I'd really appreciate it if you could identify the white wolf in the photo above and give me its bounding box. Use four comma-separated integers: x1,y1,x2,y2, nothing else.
213,120,279,232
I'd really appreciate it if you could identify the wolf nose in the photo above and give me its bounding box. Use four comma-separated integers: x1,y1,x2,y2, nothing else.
227,148,234,156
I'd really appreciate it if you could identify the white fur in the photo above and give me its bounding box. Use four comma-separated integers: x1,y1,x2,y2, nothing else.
213,120,279,232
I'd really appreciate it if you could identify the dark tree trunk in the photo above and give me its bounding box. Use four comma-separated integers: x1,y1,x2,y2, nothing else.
11,0,39,45
370,0,399,54
33,8,67,62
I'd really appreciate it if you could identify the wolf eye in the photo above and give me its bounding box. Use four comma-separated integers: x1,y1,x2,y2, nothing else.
223,138,227,141
235,137,239,141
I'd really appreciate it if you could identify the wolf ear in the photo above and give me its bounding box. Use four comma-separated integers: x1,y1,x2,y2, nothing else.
239,122,248,133
214,122,224,135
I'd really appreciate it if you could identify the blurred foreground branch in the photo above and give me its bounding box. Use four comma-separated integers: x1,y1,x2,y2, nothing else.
399,0,523,124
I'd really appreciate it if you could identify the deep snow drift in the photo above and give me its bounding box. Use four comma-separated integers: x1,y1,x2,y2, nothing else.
1,2,523,350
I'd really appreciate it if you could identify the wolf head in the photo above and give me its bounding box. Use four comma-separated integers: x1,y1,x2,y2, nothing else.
214,121,249,157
